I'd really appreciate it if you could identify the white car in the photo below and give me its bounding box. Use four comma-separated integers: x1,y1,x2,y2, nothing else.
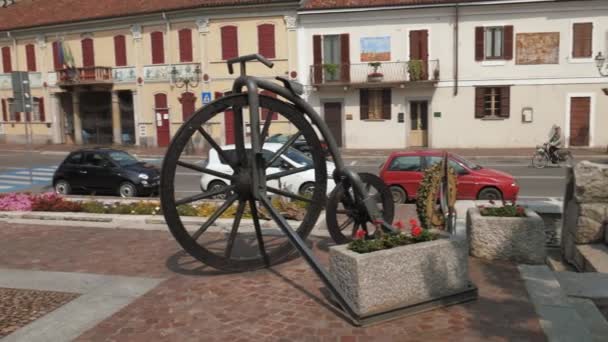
200,143,335,198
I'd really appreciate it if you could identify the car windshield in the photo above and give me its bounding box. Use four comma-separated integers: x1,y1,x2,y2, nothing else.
452,154,482,170
267,134,288,143
108,151,139,166
283,147,313,167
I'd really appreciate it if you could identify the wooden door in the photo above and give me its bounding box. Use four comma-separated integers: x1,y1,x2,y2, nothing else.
324,102,342,147
408,101,428,147
569,97,590,146
409,30,429,80
154,94,170,147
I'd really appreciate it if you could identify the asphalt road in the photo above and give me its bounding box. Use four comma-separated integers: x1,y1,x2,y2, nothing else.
0,149,590,200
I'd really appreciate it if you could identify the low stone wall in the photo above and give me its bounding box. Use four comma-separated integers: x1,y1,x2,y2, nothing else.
562,161,608,270
467,208,546,264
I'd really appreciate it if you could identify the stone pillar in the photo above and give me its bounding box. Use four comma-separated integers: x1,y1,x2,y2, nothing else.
111,91,122,145
50,93,62,144
72,92,83,145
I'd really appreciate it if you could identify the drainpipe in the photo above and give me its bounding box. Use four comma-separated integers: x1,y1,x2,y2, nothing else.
453,4,459,96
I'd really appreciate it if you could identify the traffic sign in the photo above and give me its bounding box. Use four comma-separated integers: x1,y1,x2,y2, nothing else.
11,71,33,113
201,92,212,105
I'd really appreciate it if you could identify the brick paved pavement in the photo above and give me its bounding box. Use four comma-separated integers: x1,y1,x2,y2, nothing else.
0,222,546,341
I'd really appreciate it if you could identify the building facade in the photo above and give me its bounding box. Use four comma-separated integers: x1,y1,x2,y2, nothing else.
0,0,300,147
297,0,608,148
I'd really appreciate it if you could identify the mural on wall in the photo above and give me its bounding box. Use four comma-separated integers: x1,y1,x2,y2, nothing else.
516,32,560,65
360,36,391,62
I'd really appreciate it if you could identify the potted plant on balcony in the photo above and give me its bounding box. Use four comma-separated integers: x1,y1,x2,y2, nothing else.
408,60,424,81
323,63,339,81
367,62,384,82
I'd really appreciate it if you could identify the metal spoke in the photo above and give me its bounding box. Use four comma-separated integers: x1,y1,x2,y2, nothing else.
175,185,236,206
336,209,351,215
176,160,234,181
260,112,273,147
191,194,238,241
339,217,355,231
224,200,246,258
249,199,270,266
265,131,302,168
266,165,314,180
266,186,313,203
197,127,236,169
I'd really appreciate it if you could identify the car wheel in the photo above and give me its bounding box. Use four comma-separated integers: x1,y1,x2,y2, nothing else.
119,182,138,198
54,180,71,195
303,151,313,159
389,186,407,204
208,180,228,199
477,187,502,201
299,182,315,199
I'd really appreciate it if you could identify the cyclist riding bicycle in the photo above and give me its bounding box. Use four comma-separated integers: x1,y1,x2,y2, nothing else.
548,125,563,163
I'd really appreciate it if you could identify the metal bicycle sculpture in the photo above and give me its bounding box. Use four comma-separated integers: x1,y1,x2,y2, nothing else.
160,54,453,324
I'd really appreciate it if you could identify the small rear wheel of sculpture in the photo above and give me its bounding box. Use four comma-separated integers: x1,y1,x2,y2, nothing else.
161,94,327,272
416,158,457,230
326,173,395,244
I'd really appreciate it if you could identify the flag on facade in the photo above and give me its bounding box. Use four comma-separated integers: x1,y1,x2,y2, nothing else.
61,41,75,69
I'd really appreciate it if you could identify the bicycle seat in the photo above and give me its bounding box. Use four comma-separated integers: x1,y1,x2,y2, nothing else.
276,76,304,96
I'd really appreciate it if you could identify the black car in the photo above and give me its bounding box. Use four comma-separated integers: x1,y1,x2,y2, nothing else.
52,148,160,197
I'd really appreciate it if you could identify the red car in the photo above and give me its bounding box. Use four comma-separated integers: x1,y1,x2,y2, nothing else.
379,151,519,203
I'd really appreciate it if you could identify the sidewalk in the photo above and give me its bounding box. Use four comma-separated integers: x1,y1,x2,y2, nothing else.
1,142,607,159
0,221,548,341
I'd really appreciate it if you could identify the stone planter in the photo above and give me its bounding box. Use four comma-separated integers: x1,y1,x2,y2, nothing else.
467,208,546,264
367,74,384,82
329,235,470,317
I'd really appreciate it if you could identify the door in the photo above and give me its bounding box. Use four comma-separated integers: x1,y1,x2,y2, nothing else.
383,155,423,198
154,94,170,147
409,30,429,80
408,101,428,147
82,152,117,192
569,97,590,146
324,102,342,147
62,152,85,189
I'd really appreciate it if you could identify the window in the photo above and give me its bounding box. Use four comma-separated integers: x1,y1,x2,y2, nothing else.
84,153,107,167
388,156,421,171
114,35,127,66
572,22,593,58
257,24,275,59
25,44,36,71
221,26,238,60
1,46,11,73
474,86,510,119
66,153,83,165
81,38,95,67
31,97,45,122
425,156,467,175
1,98,6,121
151,31,164,64
312,34,350,84
7,98,18,121
322,35,341,81
475,26,513,61
360,88,391,120
52,41,62,70
178,28,193,62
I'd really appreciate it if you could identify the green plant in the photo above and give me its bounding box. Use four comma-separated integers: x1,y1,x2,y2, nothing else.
408,60,424,81
415,161,457,230
177,204,198,216
323,63,339,78
368,62,382,73
348,231,438,254
81,201,108,214
479,204,526,217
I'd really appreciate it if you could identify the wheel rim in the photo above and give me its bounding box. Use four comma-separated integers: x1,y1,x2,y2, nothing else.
532,154,547,168
300,184,315,198
391,189,402,203
120,184,134,197
209,183,227,199
160,94,327,272
55,182,67,194
480,190,501,200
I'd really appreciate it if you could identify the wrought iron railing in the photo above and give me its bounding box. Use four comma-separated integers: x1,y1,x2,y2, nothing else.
310,60,439,86
57,66,113,84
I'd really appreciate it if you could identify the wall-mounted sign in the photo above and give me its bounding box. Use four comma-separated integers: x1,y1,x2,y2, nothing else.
397,112,404,123
522,107,533,123
346,114,353,120
434,112,442,118
163,113,169,120
360,36,391,62
139,124,147,137
202,92,212,105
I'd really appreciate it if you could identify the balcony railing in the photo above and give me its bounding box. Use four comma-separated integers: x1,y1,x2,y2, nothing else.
310,60,439,87
57,66,113,85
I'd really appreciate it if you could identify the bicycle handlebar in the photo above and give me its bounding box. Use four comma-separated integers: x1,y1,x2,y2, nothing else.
227,54,274,75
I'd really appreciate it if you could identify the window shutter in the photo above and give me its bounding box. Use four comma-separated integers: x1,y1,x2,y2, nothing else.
154,93,168,109
503,26,514,60
179,29,193,62
38,97,45,122
1,99,7,122
475,87,485,118
313,35,322,84
221,26,238,60
114,35,127,66
1,46,12,73
151,31,165,64
215,91,224,100
25,44,36,71
340,33,350,83
475,27,484,61
52,41,62,70
81,38,95,67
360,89,369,120
499,87,510,118
179,92,196,121
258,24,276,59
260,90,278,120
573,23,593,58
382,89,392,120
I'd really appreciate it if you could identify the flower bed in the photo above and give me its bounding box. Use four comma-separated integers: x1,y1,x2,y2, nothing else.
0,192,306,220
479,201,526,217
348,219,438,254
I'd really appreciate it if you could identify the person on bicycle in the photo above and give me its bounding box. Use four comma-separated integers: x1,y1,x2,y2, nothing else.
548,125,562,163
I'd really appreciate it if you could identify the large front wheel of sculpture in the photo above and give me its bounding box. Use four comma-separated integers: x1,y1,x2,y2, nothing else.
160,94,327,272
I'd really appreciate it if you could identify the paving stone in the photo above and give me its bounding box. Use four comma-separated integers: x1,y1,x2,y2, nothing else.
574,244,608,273
568,297,608,342
555,272,608,299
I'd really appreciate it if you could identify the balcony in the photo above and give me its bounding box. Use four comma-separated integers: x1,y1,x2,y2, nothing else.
309,60,439,88
57,67,113,87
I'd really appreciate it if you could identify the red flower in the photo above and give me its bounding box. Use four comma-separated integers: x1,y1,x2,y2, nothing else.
393,220,405,230
355,229,366,240
516,206,525,215
411,226,422,237
409,218,418,226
